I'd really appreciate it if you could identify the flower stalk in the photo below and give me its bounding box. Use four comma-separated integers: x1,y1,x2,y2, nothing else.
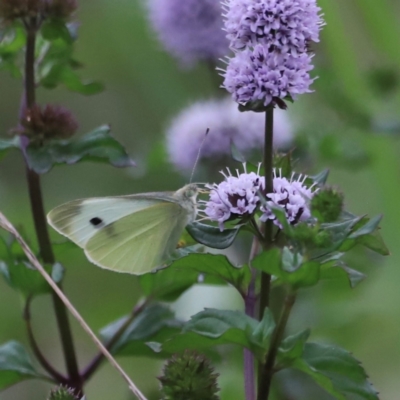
21,16,83,396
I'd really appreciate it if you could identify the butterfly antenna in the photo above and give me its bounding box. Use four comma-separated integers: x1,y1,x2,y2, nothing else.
190,128,210,184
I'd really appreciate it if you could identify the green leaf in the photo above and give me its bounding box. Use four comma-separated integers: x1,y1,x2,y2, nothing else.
0,137,20,161
167,253,251,296
321,260,366,288
0,26,26,55
100,304,183,358
162,309,275,361
60,67,104,95
357,231,390,256
41,19,73,43
274,153,292,178
253,248,320,289
277,329,310,367
0,341,47,390
0,261,51,298
25,125,135,174
186,222,241,250
293,342,379,400
349,215,382,239
252,248,282,276
311,169,330,185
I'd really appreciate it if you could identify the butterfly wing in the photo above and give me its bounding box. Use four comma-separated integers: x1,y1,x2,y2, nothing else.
84,201,188,274
47,196,165,248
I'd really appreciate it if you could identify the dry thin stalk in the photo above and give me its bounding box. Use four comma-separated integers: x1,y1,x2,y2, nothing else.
0,211,148,400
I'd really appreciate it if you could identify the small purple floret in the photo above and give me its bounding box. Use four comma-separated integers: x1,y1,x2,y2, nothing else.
222,45,314,107
223,0,324,52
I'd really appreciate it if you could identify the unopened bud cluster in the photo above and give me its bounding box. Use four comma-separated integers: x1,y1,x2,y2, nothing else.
159,351,220,400
47,386,79,400
0,0,77,21
18,104,78,141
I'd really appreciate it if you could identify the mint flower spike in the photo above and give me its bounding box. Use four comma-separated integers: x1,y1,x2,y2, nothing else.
166,98,293,171
221,44,315,108
261,169,318,228
202,165,264,231
222,0,324,52
146,0,228,66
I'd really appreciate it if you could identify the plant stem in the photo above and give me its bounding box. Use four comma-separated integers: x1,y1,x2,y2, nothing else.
22,20,83,395
244,237,261,400
82,301,147,382
259,108,274,317
257,293,296,400
24,296,69,384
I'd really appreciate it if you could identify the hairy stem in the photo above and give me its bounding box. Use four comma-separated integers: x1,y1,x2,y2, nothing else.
82,301,147,382
22,20,82,395
257,293,296,400
24,297,68,384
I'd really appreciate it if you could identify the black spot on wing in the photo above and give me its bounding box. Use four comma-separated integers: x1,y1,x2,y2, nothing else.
90,217,103,227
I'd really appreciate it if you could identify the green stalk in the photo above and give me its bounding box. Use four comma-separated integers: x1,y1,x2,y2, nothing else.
257,293,296,400
22,19,83,395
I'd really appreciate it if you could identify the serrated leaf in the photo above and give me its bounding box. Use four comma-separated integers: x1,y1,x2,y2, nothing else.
0,341,47,390
25,125,135,174
293,342,379,400
168,253,251,296
186,222,241,250
252,248,282,276
277,329,310,366
162,308,274,361
100,304,182,358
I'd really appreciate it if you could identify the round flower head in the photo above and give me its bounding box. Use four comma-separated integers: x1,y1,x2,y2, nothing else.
222,44,314,107
166,98,293,171
203,168,263,230
261,170,316,228
223,0,324,52
146,0,229,66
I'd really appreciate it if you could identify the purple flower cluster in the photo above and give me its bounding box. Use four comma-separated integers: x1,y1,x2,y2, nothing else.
203,168,316,230
146,0,229,66
203,169,263,230
223,0,324,52
221,0,323,107
223,45,314,107
166,97,293,171
260,170,316,228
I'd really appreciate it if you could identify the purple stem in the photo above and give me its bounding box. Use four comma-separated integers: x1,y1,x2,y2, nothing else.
244,237,261,400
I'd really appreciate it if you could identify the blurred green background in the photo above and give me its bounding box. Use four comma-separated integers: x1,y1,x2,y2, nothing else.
1,0,400,399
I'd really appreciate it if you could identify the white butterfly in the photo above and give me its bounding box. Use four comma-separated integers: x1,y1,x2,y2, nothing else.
47,184,198,275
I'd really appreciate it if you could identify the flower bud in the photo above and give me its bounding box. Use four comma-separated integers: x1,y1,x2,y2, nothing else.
48,386,78,400
18,104,78,141
159,351,220,400
45,0,77,19
0,0,45,21
311,187,344,223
